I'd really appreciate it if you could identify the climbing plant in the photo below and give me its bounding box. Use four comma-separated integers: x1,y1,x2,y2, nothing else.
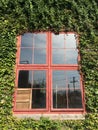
0,0,98,129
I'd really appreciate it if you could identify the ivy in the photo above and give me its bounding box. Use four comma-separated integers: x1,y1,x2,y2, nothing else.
0,0,98,129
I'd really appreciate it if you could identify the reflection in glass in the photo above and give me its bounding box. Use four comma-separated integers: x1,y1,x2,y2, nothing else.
21,33,47,48
20,48,33,64
53,71,66,89
65,34,77,48
52,49,65,64
66,70,80,89
52,70,82,108
52,70,80,90
34,49,46,64
52,33,65,48
34,33,46,48
32,89,46,108
53,89,67,108
33,70,46,88
20,33,47,65
52,33,78,65
32,70,46,109
52,70,67,108
18,70,32,88
68,90,83,108
21,33,33,47
52,49,78,64
65,49,78,64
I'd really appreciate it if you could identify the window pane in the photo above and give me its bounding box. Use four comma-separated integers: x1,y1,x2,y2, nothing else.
52,49,65,64
33,70,46,88
20,48,33,64
52,70,82,109
65,49,78,64
68,90,83,108
52,49,78,64
18,70,33,88
53,71,66,89
65,34,77,48
53,89,67,108
34,49,46,64
32,89,46,108
52,33,65,48
52,71,67,108
66,70,81,89
34,33,46,48
21,33,33,47
52,33,78,65
21,33,47,48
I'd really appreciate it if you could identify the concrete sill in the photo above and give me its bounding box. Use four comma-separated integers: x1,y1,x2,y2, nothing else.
14,114,85,120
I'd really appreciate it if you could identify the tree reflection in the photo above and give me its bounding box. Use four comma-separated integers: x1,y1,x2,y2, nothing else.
32,79,46,108
68,90,83,108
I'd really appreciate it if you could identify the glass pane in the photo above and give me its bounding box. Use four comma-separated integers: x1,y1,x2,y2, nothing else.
65,49,78,64
68,89,83,108
52,33,65,48
33,70,46,88
66,70,81,89
21,33,33,47
34,49,46,64
20,48,33,64
52,71,66,89
52,49,78,64
53,89,67,108
65,34,77,48
52,70,82,109
18,70,33,88
32,89,46,108
52,49,65,64
34,33,46,48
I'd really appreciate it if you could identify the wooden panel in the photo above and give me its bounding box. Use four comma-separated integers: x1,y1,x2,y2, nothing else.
17,89,31,94
16,102,30,110
16,89,32,110
16,94,30,101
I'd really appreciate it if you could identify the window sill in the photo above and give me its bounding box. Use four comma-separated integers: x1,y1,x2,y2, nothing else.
13,113,85,120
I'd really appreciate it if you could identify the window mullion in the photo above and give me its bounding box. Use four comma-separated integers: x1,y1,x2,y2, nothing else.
48,32,51,111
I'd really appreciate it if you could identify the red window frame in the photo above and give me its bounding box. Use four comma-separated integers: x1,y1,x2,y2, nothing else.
14,32,85,114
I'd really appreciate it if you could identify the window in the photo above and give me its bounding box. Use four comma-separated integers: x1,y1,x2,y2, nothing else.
14,32,85,114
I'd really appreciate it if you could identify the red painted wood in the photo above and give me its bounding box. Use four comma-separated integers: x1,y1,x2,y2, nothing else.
14,32,85,114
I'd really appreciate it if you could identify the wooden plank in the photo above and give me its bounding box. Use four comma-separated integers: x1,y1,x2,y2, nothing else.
16,89,32,110
16,102,30,110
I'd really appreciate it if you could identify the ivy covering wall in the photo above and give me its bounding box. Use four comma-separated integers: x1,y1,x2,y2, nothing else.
0,0,98,129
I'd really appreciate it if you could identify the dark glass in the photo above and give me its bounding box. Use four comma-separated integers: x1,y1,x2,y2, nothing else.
65,49,78,64
32,89,46,108
20,48,33,64
34,49,46,64
34,33,46,48
53,89,67,108
21,33,33,47
33,70,46,88
65,34,77,48
68,89,83,108
52,71,66,89
52,33,65,48
18,70,33,88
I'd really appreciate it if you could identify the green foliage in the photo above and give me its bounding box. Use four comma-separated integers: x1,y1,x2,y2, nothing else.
0,0,98,129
